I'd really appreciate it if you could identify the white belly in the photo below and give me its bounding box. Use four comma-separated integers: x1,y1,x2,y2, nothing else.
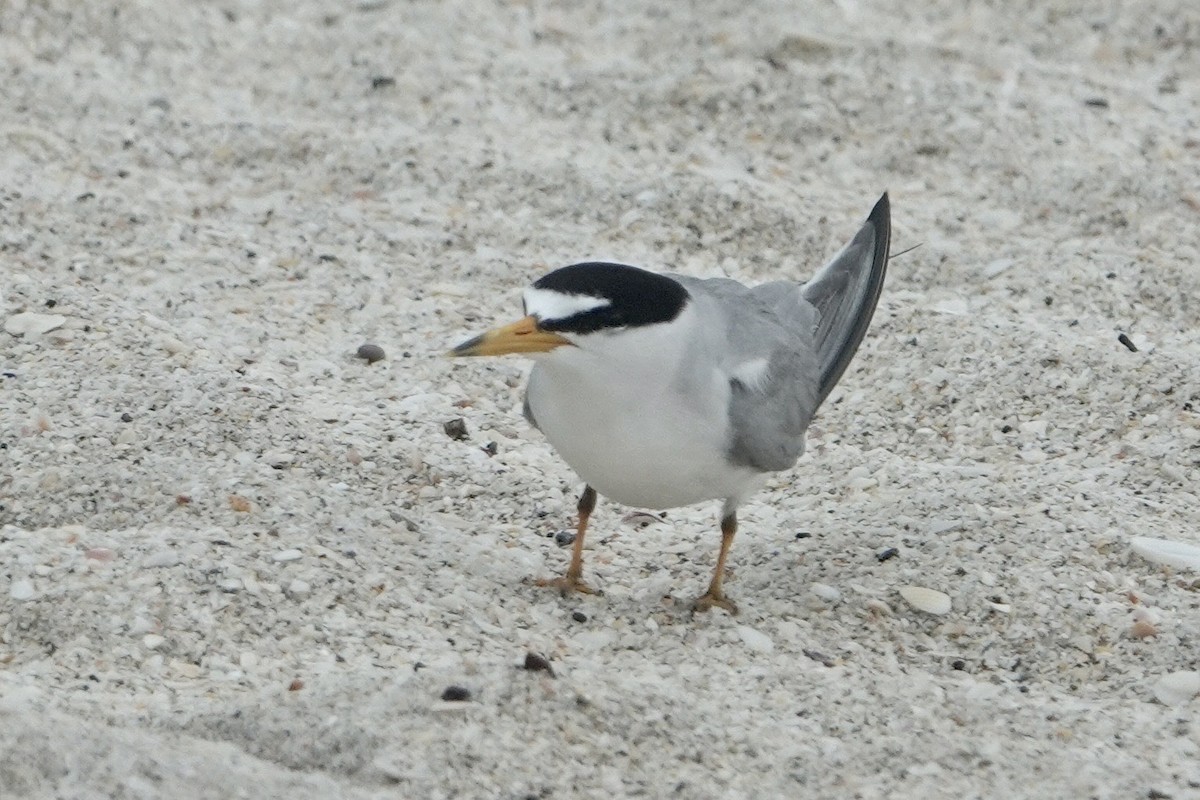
526,360,765,509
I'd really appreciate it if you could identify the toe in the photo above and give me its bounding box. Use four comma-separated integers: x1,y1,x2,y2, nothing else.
535,576,595,596
692,593,739,616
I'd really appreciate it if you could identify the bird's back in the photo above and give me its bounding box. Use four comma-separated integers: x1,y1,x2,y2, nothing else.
670,275,821,474
669,192,891,474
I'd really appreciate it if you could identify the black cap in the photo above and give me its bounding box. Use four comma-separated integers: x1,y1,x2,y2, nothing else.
530,262,690,334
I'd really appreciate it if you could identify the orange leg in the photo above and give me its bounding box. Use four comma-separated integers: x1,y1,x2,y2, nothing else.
537,485,597,595
693,510,739,615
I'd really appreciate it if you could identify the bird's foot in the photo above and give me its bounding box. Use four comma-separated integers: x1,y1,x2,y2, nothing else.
692,590,739,616
535,574,596,596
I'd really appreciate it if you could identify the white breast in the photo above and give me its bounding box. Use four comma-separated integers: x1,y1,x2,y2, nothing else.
524,307,766,509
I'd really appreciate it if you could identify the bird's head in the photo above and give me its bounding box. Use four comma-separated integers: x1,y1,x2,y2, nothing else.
449,262,690,358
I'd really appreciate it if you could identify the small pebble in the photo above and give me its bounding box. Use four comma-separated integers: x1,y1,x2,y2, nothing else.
899,586,952,615
287,579,312,598
621,511,660,528
1130,619,1159,639
288,678,304,691
736,625,774,654
810,582,841,602
571,611,588,623
120,412,133,423
876,547,900,562
554,530,576,547
794,531,811,540
1117,332,1138,352
1151,671,1200,706
443,418,469,441
273,549,303,562
228,495,252,513
356,343,386,363
522,652,555,677
10,580,34,601
441,685,471,702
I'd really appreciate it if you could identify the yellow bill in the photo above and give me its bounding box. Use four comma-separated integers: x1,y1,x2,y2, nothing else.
448,315,573,357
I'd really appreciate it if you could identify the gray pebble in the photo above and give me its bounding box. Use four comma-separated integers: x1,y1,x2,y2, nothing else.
356,343,386,363
443,418,469,441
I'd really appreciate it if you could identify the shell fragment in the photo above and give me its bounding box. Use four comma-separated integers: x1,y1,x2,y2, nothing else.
1130,537,1200,572
1151,671,1200,707
898,586,952,615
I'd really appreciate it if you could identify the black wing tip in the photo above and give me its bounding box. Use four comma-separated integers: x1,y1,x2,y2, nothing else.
869,190,891,279
814,192,892,404
868,191,890,234
860,191,892,300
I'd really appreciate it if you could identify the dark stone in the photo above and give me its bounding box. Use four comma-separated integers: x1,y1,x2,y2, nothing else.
522,653,555,676
441,685,471,702
443,418,469,441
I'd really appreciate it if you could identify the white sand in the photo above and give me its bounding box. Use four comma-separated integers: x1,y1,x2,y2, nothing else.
3,1,1200,797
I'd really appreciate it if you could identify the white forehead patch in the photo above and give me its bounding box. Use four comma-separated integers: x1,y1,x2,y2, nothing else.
523,287,611,322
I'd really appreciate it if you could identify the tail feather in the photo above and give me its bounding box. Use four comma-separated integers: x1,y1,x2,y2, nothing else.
802,193,891,406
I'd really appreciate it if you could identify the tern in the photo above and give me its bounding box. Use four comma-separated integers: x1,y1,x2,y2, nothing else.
450,193,890,614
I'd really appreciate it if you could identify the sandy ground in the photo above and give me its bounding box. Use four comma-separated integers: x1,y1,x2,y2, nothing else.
3,0,1200,797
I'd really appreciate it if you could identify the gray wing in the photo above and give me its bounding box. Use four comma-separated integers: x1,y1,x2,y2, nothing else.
669,192,891,474
672,275,821,473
